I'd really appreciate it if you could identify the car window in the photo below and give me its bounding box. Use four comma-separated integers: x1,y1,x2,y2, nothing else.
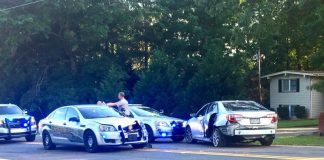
196,104,209,116
222,101,268,111
0,106,23,115
52,108,67,120
78,106,123,119
207,103,218,114
66,108,79,120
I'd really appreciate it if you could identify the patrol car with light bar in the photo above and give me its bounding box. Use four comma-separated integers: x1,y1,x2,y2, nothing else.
0,104,37,141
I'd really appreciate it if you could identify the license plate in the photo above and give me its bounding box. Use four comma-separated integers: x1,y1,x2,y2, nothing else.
128,133,138,141
11,128,27,133
250,118,260,124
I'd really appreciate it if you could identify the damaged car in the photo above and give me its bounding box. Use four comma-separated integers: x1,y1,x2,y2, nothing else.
184,100,277,147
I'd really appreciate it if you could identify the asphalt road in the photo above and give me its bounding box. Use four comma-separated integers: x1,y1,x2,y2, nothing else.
1,137,324,160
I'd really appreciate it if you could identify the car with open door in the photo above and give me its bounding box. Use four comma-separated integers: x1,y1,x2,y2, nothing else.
38,105,148,153
129,104,185,142
184,100,277,147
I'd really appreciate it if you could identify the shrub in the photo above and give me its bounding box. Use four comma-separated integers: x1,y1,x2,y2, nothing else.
295,106,307,119
277,106,290,119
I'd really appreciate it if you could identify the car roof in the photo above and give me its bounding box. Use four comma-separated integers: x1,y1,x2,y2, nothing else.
58,104,102,109
0,104,18,107
217,100,255,103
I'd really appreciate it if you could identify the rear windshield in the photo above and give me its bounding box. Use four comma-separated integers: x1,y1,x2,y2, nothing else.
78,106,123,119
0,106,23,115
222,102,268,111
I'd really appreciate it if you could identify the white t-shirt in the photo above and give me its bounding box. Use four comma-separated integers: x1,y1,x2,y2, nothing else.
116,98,130,116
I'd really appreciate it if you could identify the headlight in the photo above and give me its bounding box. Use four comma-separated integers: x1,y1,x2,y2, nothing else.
155,121,169,127
31,117,36,126
0,120,4,128
99,125,116,132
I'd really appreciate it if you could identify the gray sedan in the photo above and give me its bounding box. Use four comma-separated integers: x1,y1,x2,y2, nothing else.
129,104,185,142
184,100,277,147
38,105,148,153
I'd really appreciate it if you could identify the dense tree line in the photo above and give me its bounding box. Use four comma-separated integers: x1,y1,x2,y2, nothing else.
0,0,323,119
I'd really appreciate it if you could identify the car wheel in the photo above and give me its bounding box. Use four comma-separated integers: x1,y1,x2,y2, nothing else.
259,137,274,146
131,143,147,149
42,131,56,150
4,137,12,141
25,135,36,142
211,128,226,147
84,130,99,153
171,136,184,142
184,126,196,144
145,125,155,143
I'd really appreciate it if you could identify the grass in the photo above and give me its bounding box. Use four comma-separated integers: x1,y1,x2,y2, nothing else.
278,119,318,128
273,135,324,146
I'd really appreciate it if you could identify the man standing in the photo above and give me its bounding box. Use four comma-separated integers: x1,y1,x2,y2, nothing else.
97,92,131,117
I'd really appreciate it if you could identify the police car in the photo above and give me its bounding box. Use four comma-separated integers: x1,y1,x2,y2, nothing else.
38,105,148,153
129,104,185,142
0,104,37,141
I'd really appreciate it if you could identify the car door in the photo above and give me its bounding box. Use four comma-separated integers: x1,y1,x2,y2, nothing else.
202,103,218,137
49,107,68,144
65,107,83,144
190,103,210,139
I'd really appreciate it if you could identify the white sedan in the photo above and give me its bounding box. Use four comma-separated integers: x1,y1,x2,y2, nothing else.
38,105,148,153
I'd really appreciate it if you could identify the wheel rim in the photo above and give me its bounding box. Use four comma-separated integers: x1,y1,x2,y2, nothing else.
44,135,50,146
212,131,220,146
185,128,193,142
87,136,93,148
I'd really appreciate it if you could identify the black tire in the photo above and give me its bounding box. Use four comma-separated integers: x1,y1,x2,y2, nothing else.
4,137,12,141
42,131,56,150
131,143,147,149
84,130,99,153
171,136,184,142
145,125,155,143
184,126,196,144
25,135,36,142
259,137,274,146
211,128,226,147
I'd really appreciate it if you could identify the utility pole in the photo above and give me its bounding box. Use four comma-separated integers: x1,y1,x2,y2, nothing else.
258,49,262,103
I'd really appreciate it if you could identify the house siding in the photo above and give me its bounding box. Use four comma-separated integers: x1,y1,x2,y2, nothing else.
270,75,311,117
311,78,324,118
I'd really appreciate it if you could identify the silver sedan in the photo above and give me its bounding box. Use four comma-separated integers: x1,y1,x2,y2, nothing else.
184,100,277,147
129,104,185,142
38,105,148,153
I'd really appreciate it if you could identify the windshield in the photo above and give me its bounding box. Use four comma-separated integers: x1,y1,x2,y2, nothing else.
0,106,23,115
78,106,123,119
222,101,268,111
131,107,164,117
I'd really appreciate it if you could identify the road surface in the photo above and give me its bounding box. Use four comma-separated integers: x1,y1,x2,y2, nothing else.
0,137,324,160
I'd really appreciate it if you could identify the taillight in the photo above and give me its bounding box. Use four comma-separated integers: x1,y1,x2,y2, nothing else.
266,114,278,123
226,114,243,123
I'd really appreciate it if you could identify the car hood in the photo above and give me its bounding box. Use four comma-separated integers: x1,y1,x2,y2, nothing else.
138,115,183,123
90,117,138,128
0,114,31,121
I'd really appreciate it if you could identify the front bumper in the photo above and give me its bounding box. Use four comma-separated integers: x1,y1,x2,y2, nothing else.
0,126,37,138
153,126,185,138
97,125,148,146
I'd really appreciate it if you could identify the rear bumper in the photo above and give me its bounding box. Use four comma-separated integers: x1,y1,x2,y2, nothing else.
234,129,276,135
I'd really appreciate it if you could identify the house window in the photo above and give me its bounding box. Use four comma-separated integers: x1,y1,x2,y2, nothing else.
278,79,299,92
281,105,298,118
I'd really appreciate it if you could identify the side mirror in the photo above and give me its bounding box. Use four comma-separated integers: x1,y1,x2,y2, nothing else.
23,110,28,114
69,117,80,122
190,113,196,117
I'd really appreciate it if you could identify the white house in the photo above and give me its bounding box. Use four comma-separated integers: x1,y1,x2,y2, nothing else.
262,71,324,118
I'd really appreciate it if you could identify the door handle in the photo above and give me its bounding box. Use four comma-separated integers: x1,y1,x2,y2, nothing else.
63,123,66,125
49,121,52,124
